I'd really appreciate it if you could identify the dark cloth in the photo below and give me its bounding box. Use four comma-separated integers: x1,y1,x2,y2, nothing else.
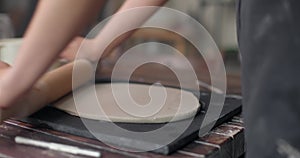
237,0,300,157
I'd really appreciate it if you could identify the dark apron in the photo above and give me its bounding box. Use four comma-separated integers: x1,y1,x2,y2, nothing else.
237,0,300,157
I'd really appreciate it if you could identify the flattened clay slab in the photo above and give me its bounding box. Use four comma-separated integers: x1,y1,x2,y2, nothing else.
54,83,200,123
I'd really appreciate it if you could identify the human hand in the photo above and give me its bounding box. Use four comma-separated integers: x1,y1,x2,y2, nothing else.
0,61,10,76
60,36,103,63
59,37,84,61
0,61,9,68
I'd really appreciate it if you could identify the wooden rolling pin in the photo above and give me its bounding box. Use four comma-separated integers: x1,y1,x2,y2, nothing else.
0,59,93,122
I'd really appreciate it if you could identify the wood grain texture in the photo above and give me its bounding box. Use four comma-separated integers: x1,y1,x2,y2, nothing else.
0,114,245,158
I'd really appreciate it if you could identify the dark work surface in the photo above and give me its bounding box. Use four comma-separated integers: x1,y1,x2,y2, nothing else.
0,115,245,158
21,91,242,155
0,51,243,157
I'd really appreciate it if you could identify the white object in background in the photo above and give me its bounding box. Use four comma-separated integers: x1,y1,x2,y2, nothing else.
0,38,22,65
0,38,66,70
15,136,101,157
0,14,16,65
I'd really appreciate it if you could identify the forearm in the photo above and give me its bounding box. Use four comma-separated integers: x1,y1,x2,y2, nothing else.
93,0,167,57
0,0,104,107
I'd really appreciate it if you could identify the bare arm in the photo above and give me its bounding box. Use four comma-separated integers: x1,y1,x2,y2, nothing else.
0,0,166,108
0,0,105,108
95,0,167,50
80,0,167,60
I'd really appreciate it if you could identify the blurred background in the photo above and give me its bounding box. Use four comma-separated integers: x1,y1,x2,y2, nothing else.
0,0,241,94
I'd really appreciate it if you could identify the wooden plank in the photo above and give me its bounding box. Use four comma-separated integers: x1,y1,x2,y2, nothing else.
0,115,246,158
196,133,233,158
211,124,244,158
0,122,135,158
181,142,219,158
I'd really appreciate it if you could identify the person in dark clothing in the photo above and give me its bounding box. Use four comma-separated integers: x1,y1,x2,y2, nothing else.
237,0,300,157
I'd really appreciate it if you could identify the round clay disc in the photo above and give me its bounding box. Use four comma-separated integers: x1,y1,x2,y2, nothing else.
53,83,200,123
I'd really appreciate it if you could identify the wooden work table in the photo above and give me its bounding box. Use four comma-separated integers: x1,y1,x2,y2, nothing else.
0,55,244,158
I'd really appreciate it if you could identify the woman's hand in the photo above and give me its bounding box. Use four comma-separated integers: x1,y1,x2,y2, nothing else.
0,61,9,69
59,37,84,61
59,36,101,62
0,61,10,75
